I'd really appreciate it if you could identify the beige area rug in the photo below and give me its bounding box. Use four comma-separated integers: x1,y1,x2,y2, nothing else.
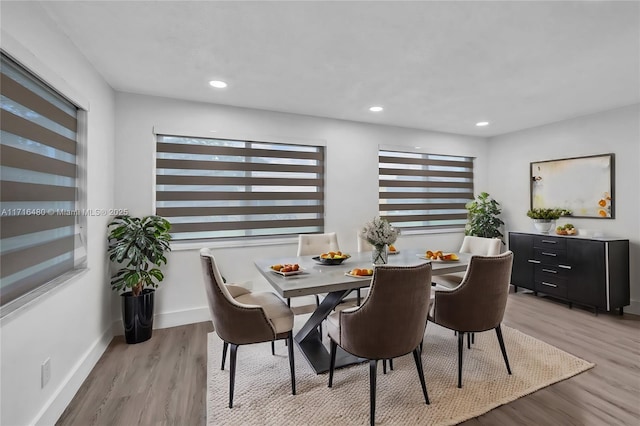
207,319,593,425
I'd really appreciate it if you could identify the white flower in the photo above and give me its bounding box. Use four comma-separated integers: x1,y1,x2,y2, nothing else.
359,216,399,247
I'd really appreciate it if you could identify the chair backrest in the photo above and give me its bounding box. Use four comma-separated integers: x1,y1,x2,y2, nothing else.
338,263,432,360
459,235,502,256
297,232,340,256
199,248,274,344
357,232,373,252
433,251,513,333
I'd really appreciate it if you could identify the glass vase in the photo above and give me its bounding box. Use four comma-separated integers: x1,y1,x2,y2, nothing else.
372,244,388,265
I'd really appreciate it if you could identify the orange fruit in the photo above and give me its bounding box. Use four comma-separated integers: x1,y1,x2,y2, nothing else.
389,245,396,252
598,209,607,217
351,268,361,276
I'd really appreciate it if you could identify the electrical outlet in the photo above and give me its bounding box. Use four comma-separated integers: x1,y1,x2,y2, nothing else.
41,358,51,388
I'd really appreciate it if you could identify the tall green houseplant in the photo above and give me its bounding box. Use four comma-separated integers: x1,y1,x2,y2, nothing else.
107,215,172,343
465,192,505,240
108,215,172,296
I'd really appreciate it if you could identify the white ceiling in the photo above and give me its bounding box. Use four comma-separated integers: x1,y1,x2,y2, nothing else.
40,0,640,137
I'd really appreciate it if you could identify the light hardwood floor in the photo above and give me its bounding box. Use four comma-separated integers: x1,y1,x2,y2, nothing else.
57,290,640,426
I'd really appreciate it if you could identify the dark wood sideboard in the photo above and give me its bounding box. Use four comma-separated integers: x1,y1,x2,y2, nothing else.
509,232,630,315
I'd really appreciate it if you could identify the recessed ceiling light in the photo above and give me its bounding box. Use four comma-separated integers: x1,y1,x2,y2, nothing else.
476,121,490,127
369,106,384,112
209,80,228,89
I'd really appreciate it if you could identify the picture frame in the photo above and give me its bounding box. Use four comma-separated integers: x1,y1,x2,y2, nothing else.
530,153,614,218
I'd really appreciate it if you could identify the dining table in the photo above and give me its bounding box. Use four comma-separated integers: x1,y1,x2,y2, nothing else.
254,248,472,374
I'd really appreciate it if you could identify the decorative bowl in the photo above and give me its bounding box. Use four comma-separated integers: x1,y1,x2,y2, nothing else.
312,254,350,265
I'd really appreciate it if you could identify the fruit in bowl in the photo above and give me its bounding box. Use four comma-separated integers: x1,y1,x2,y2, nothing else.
349,268,373,276
271,263,300,272
556,224,577,235
320,251,349,259
425,250,458,261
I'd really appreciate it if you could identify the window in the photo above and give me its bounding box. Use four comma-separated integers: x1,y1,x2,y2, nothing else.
156,135,325,241
378,149,474,230
0,52,86,309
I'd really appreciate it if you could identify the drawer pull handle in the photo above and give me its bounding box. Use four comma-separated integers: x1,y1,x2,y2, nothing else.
558,264,572,270
541,281,558,288
541,252,557,257
527,259,541,264
542,269,557,274
541,240,557,244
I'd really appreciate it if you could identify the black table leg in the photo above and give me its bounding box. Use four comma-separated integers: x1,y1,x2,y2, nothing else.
294,289,365,374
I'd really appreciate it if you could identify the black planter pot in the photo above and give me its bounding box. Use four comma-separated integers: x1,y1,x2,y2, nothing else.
121,288,155,344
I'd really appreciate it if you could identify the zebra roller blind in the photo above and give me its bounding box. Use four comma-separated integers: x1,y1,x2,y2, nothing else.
0,52,84,307
156,135,325,241
379,149,474,230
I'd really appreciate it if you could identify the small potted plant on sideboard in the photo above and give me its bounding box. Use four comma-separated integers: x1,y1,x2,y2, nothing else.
526,208,572,234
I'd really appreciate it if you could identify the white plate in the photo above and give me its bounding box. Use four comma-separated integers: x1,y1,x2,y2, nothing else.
270,267,305,276
416,255,459,262
344,272,373,279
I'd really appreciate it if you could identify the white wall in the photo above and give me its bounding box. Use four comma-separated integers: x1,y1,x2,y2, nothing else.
0,3,116,425
114,92,489,327
488,104,640,314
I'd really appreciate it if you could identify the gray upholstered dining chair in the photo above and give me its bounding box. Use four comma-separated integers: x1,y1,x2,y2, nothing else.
429,251,514,388
199,248,296,408
432,235,502,289
326,262,433,426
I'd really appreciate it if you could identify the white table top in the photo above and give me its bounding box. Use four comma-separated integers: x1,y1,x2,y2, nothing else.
254,248,471,299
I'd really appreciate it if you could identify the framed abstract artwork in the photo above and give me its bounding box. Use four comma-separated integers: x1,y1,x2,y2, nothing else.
530,153,614,218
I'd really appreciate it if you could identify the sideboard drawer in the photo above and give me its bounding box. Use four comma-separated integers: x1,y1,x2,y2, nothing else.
535,277,568,298
534,248,567,264
534,236,566,250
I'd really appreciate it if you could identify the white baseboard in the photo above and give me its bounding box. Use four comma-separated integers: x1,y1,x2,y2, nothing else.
112,306,211,335
33,328,112,426
625,299,640,315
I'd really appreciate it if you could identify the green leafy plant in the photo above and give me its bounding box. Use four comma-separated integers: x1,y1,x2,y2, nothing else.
465,192,505,240
526,208,572,220
107,215,172,296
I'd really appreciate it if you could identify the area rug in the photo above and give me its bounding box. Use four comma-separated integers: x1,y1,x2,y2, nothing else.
207,320,593,425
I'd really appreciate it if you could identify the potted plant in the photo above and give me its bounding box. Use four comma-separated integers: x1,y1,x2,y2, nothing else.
526,208,572,234
107,215,171,344
465,192,505,241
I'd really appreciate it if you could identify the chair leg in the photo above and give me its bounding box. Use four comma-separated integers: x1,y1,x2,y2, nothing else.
412,348,430,404
457,332,464,388
221,341,228,370
287,332,296,395
357,288,362,305
467,332,471,349
369,360,377,426
389,358,394,371
287,297,291,307
495,325,512,375
328,339,337,388
271,340,275,356
383,359,387,374
229,344,238,408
